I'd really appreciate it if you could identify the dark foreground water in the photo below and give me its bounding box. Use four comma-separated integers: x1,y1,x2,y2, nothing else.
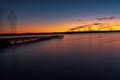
1,33,120,80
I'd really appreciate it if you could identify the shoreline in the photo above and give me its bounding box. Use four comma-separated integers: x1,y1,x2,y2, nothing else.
0,31,120,36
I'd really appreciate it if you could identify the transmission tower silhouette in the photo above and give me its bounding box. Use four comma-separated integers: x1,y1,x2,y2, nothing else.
8,10,18,34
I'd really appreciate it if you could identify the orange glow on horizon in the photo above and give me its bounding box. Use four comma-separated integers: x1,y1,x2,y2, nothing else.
1,19,120,34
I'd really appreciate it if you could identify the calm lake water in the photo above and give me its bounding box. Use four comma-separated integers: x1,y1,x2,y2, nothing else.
1,33,120,80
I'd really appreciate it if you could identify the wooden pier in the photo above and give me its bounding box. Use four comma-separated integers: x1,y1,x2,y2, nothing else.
0,35,64,47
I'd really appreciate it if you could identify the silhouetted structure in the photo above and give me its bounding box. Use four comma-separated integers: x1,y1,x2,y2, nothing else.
0,7,3,31
8,10,18,34
0,1,1,25
0,35,64,47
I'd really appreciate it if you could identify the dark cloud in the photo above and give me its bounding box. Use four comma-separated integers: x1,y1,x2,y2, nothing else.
96,17,115,20
68,23,110,31
68,26,85,31
93,23,102,25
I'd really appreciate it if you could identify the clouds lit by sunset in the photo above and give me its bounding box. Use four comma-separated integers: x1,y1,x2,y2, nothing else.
1,0,120,33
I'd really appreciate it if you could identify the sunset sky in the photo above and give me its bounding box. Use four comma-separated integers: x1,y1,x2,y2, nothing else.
1,0,120,33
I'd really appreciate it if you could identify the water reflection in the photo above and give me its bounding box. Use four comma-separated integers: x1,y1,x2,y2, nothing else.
1,33,120,79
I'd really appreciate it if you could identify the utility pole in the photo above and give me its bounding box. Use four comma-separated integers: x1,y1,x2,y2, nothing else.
0,6,3,32
8,10,18,34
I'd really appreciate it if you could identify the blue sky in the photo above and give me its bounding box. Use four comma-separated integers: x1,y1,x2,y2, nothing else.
2,0,120,21
1,0,120,33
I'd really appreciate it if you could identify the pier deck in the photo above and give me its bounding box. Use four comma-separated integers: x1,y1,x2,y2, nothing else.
0,35,64,47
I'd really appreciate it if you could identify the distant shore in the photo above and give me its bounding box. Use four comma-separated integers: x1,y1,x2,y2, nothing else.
1,30,120,36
